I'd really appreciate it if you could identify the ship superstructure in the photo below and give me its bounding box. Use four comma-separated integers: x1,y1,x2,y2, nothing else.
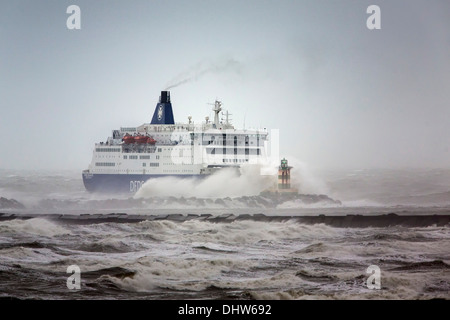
82,91,269,192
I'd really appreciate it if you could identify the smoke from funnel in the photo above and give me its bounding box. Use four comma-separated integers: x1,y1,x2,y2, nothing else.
164,58,242,90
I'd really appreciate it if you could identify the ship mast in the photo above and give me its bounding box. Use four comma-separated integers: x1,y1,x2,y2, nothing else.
212,100,222,128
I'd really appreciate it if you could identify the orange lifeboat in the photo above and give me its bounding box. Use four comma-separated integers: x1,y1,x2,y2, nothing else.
134,134,149,144
122,134,135,144
148,137,157,145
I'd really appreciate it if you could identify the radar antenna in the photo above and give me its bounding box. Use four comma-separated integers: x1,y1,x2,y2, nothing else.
221,110,232,126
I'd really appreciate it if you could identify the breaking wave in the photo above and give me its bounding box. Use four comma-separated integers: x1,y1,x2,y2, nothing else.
0,218,71,237
0,216,448,299
135,165,274,199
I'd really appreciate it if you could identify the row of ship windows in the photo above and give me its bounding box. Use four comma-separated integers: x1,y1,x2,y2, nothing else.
93,169,195,174
223,159,249,163
206,141,259,146
124,155,160,160
95,162,159,167
122,148,156,154
208,148,261,155
96,147,164,154
95,148,121,152
142,163,160,167
95,162,116,167
93,169,195,173
120,127,137,132
96,159,248,167
163,155,192,158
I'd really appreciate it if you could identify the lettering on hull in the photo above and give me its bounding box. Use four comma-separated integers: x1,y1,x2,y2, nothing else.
130,180,145,192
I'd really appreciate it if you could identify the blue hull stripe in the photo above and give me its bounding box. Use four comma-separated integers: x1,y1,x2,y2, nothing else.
82,173,200,193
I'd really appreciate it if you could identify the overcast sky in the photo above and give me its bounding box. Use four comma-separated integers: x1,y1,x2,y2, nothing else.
0,0,449,171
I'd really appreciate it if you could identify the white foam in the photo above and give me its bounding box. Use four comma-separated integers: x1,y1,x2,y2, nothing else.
109,256,258,292
250,268,450,300
135,219,342,245
0,218,71,237
276,199,341,209
135,165,274,199
341,199,384,207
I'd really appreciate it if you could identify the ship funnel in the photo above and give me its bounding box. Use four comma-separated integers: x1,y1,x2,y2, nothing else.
160,91,170,103
151,91,175,125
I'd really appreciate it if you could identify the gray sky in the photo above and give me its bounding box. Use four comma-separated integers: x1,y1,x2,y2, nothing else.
1,0,449,171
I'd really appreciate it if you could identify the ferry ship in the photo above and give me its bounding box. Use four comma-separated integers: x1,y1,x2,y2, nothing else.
82,91,269,192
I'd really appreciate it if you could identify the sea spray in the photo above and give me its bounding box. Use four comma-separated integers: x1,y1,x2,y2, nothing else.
134,164,274,199
284,157,330,195
134,158,332,199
